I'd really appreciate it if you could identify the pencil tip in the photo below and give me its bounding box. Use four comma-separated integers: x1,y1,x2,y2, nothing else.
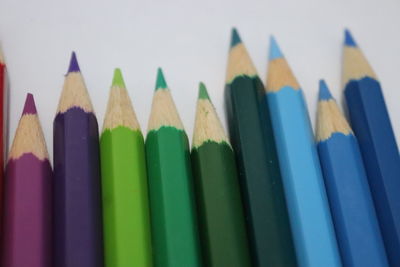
155,67,168,90
0,45,4,64
344,29,357,47
68,51,80,73
23,93,37,115
269,36,284,60
319,80,333,101
112,68,125,88
230,28,242,48
198,82,210,100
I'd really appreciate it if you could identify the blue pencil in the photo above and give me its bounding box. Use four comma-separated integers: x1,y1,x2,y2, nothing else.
265,37,341,267
343,30,400,267
316,80,389,267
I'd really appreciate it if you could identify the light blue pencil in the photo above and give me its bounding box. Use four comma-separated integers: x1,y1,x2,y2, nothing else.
265,37,341,267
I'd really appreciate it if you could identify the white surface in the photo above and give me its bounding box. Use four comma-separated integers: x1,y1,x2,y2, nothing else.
0,0,399,161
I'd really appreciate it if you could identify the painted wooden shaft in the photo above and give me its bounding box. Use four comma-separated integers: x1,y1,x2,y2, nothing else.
318,133,389,267
3,154,52,267
345,78,400,266
146,126,201,267
267,88,341,267
225,75,297,267
53,108,103,267
191,141,251,267
100,127,152,266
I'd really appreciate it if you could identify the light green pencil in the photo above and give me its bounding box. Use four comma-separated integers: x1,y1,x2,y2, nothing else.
100,69,153,267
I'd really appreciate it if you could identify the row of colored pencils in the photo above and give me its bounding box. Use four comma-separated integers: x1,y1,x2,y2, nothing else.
0,28,398,267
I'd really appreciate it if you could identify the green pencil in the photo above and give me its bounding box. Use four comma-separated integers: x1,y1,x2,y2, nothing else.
225,29,297,266
100,69,153,267
191,82,251,267
146,68,202,267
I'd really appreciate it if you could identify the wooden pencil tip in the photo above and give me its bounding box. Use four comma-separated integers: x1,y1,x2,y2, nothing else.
112,68,126,88
230,28,242,48
23,93,37,115
198,82,210,100
269,36,284,60
155,67,168,91
319,80,333,101
68,51,80,73
0,45,4,64
344,29,357,47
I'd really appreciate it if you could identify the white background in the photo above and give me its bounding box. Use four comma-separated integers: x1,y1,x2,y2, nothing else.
0,0,399,161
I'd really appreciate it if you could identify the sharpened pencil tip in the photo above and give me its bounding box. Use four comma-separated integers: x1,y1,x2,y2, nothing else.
319,80,333,101
68,51,80,73
23,93,37,115
0,45,4,64
269,36,284,60
230,28,242,48
112,68,126,88
155,67,168,90
344,29,357,47
198,82,210,100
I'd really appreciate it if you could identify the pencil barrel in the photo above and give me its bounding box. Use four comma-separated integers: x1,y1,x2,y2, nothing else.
2,154,52,267
191,141,251,267
318,133,388,267
146,126,201,267
100,127,152,267
225,76,297,267
345,77,400,266
53,108,103,267
267,88,341,267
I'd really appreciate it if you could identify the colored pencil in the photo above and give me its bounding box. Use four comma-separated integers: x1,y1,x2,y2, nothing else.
342,30,400,266
316,80,389,267
225,29,297,267
0,47,8,229
53,52,103,267
2,94,52,267
191,82,251,267
100,69,152,267
145,68,201,267
265,37,341,267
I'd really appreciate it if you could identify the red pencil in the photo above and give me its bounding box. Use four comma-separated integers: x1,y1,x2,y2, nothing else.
0,47,8,229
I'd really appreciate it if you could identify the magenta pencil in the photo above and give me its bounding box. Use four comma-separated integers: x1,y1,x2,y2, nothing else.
1,93,52,267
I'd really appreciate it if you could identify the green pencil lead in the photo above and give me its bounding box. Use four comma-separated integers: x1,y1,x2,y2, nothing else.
112,68,126,88
155,67,168,91
230,28,242,48
198,82,210,100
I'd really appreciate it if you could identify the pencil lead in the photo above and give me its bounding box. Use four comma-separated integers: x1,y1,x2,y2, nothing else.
22,93,37,115
269,36,284,60
319,80,333,101
344,29,357,47
198,82,210,100
155,67,168,91
112,68,126,88
230,28,242,48
68,51,80,73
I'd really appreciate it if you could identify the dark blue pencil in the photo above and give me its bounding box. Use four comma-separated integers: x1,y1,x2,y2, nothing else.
343,30,400,267
317,80,388,267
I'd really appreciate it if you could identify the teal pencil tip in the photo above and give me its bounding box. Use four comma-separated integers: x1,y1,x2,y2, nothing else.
344,29,357,47
112,68,126,88
155,67,168,90
230,28,242,48
198,82,210,100
319,80,333,101
269,36,284,60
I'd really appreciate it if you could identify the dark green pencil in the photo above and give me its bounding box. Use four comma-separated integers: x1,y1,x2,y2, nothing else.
224,29,297,266
191,83,251,267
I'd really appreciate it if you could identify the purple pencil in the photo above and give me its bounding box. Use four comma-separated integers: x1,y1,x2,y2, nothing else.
1,93,52,267
53,52,103,267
